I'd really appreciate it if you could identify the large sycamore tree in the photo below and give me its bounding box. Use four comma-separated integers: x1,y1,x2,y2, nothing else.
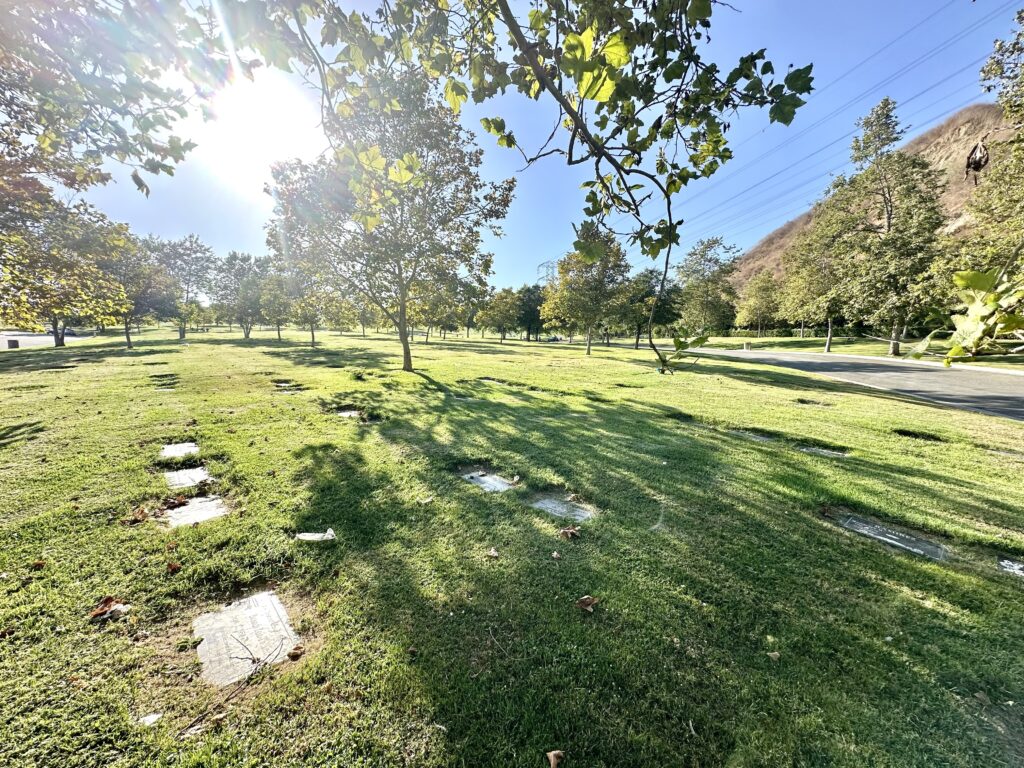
827,98,945,356
270,76,514,371
542,224,630,355
0,201,128,344
211,0,813,370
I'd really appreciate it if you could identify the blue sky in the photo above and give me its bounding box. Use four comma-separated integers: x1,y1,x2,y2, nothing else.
85,0,1015,288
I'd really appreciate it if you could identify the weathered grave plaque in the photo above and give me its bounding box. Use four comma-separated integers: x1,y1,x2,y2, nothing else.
838,515,947,560
154,388,176,392
531,495,595,522
461,470,515,493
192,591,298,686
797,445,847,458
160,442,199,459
295,528,336,542
164,467,212,489
163,496,228,528
727,430,775,443
336,410,361,419
998,558,1024,577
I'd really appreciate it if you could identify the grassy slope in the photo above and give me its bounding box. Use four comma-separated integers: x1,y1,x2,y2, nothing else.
2,327,1023,768
707,335,1024,368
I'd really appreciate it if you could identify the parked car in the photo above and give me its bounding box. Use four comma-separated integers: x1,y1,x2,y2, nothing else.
544,336,562,342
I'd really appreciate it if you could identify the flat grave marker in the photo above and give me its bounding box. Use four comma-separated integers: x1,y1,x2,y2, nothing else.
727,429,776,443
531,495,595,522
295,528,336,542
998,558,1024,577
797,445,848,458
164,467,212,489
163,496,228,528
160,442,199,459
460,470,516,493
837,514,948,561
192,591,298,686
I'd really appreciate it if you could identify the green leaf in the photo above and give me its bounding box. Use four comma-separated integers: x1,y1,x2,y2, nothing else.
687,0,712,25
769,93,806,125
444,78,468,114
574,239,605,263
579,68,616,101
600,33,629,68
783,65,814,93
952,269,999,293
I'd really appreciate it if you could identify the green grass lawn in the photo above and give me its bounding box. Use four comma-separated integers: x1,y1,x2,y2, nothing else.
2,327,1024,767
706,335,1024,368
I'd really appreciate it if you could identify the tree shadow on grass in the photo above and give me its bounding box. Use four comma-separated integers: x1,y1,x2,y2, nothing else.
277,384,1024,766
0,420,44,449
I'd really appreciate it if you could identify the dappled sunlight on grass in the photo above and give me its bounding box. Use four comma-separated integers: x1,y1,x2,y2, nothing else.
1,327,1023,765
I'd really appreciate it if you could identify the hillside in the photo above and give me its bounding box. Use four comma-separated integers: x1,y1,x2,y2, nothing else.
732,102,1005,287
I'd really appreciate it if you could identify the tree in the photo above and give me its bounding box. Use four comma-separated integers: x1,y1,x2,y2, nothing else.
735,270,780,337
0,200,128,345
149,235,215,340
674,238,738,334
542,224,630,355
99,237,177,349
615,269,681,349
830,99,946,355
213,252,268,339
269,75,513,371
0,0,240,219
914,12,1024,362
259,274,293,341
477,288,521,342
226,0,811,369
779,199,849,352
516,284,545,341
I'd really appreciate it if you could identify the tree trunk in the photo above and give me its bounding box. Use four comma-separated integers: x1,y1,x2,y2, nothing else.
500,329,505,343
824,316,833,353
604,329,610,346
310,326,316,348
276,323,282,341
585,328,592,355
361,322,366,338
634,324,642,349
52,318,65,347
243,324,251,339
398,306,413,372
178,322,186,340
888,321,901,356
124,318,133,350
425,326,431,344
800,321,805,339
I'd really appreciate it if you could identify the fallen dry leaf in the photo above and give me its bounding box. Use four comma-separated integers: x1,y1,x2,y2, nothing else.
164,495,187,510
89,596,131,622
558,526,581,540
576,595,599,613
546,749,564,767
30,560,45,571
486,547,500,559
551,551,561,560
975,691,992,706
166,561,181,575
123,506,148,525
767,651,781,662
166,541,178,552
287,643,305,661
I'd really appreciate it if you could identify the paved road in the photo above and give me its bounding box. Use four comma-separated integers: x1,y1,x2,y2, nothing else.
694,347,1024,421
0,332,93,350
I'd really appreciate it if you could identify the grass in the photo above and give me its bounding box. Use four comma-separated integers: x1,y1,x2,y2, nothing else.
706,335,1024,368
2,326,1024,767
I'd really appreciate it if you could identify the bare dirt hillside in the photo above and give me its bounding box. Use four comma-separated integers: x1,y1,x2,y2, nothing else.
732,103,1005,287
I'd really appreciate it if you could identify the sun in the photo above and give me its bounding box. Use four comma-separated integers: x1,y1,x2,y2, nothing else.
190,68,327,199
